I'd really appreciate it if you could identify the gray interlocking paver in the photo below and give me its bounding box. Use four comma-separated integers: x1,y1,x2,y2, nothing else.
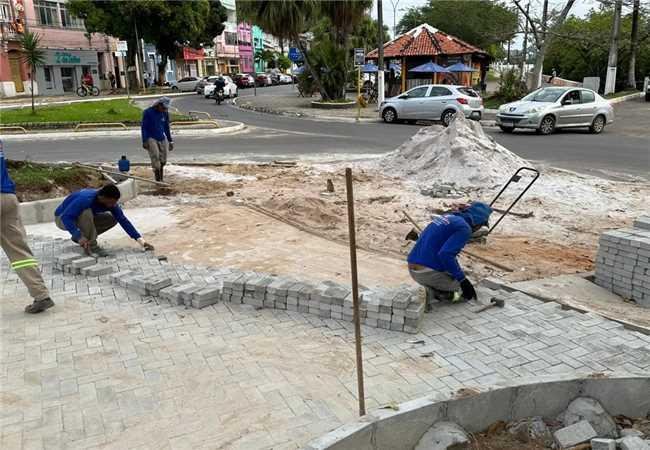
2,236,650,449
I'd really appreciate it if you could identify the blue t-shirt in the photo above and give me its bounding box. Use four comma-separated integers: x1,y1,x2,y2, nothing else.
0,140,16,194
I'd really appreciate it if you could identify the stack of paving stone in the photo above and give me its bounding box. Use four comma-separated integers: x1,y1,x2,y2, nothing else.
595,216,650,308
53,248,425,333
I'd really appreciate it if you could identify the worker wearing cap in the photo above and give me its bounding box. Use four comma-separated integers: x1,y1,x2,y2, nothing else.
0,139,55,313
407,202,492,311
141,96,173,182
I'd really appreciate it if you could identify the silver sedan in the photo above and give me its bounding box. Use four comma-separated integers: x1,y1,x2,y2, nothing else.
496,87,614,135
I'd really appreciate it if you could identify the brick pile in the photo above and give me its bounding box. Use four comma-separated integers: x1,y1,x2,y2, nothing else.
594,216,650,308
54,249,425,333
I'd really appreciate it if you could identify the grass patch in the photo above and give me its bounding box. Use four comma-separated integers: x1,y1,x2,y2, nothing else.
0,99,187,124
7,160,105,201
604,89,640,99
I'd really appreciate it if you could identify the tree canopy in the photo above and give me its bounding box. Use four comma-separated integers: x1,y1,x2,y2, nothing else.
397,0,518,58
544,5,650,91
69,0,227,84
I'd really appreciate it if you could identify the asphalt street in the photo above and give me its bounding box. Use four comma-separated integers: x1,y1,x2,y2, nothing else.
3,85,649,179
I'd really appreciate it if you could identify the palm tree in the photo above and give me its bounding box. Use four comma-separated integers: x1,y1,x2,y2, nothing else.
20,31,45,114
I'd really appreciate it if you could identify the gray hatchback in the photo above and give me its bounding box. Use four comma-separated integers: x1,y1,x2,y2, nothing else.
380,84,483,125
496,87,614,135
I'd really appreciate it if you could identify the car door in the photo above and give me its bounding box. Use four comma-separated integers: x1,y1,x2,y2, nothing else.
579,90,597,125
423,86,454,120
400,86,430,118
557,90,582,126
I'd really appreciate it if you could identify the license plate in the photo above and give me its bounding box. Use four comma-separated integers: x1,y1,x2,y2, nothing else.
501,121,513,127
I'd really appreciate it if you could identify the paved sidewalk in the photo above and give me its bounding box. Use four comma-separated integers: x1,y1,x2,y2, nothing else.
2,237,650,449
235,94,381,122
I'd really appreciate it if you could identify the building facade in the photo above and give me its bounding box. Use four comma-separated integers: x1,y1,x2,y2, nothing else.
214,0,238,74
237,22,252,74
0,0,118,97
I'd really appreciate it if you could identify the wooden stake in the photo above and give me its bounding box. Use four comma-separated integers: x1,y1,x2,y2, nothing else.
345,168,366,416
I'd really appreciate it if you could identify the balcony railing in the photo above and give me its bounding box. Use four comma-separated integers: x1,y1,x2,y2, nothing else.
0,20,21,41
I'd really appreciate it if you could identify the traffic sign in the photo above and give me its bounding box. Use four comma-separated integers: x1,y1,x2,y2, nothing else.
117,40,128,52
114,51,124,57
288,47,302,62
354,48,365,66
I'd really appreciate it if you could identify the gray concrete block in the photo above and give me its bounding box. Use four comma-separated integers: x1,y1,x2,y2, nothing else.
591,438,616,450
553,420,596,448
619,436,649,450
81,264,115,277
71,257,97,273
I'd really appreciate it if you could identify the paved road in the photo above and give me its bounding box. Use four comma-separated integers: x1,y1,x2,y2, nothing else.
3,86,648,179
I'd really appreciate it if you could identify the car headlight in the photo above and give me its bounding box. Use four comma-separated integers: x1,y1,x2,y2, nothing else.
498,105,507,112
527,107,541,114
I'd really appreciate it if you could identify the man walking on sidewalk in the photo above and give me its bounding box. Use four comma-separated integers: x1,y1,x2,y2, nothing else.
141,96,174,181
0,140,55,313
54,184,154,257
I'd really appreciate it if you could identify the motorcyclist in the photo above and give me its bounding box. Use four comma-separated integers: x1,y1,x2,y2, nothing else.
214,76,226,97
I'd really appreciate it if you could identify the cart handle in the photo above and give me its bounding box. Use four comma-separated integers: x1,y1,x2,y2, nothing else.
488,166,540,234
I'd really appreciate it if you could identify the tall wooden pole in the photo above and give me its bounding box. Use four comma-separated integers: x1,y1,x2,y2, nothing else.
345,168,366,417
377,0,385,107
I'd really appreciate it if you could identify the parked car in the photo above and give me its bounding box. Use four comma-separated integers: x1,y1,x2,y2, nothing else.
278,74,293,84
196,76,219,94
496,86,614,135
255,73,272,87
203,76,238,98
170,76,200,92
380,84,483,125
234,73,255,89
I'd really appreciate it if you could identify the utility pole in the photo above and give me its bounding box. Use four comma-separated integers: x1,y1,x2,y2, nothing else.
520,3,529,80
377,0,385,107
537,0,548,88
627,0,640,89
604,0,623,95
134,17,143,89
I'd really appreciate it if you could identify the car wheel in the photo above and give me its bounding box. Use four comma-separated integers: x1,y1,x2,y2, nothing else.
499,126,515,133
441,109,456,127
382,107,398,123
589,115,606,134
537,115,556,135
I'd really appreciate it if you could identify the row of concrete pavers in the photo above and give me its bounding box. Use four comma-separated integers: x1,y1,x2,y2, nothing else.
594,216,650,308
53,252,425,333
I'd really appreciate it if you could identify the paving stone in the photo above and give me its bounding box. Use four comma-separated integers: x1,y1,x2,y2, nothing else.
619,436,649,450
81,264,116,277
591,438,616,450
553,420,597,449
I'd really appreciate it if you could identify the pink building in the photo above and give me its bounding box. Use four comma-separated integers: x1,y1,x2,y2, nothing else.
215,21,239,75
0,0,118,97
238,22,253,74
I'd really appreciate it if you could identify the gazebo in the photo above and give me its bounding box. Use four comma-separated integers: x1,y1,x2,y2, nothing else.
367,24,490,94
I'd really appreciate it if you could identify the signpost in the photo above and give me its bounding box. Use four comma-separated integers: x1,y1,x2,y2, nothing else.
354,48,365,66
354,48,365,123
117,41,130,98
288,47,302,62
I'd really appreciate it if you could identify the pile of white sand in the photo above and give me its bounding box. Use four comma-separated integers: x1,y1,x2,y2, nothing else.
379,115,529,190
165,164,257,183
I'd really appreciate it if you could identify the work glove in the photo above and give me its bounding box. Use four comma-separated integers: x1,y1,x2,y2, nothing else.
137,238,155,251
460,278,477,300
169,142,174,152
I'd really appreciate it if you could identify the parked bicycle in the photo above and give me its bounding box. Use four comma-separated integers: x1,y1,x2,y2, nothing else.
76,84,100,97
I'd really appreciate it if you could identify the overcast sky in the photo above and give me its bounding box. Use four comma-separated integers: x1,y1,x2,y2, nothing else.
371,0,613,44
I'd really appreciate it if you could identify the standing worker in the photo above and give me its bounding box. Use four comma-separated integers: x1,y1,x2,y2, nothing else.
407,202,492,311
0,140,55,313
54,184,154,257
141,96,174,182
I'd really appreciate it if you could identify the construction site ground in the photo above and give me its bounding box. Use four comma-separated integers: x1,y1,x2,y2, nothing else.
123,162,650,330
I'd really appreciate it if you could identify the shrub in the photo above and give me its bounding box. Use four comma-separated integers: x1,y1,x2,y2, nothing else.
497,68,528,102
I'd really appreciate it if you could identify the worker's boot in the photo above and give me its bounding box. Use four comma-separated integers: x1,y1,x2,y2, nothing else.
153,168,161,182
159,163,165,182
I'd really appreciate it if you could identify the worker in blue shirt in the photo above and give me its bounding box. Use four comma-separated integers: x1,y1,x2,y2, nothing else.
407,202,492,311
141,96,173,182
54,184,154,257
1,139,54,313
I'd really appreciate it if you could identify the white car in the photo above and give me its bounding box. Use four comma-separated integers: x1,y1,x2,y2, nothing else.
170,76,200,92
203,76,238,98
278,74,293,84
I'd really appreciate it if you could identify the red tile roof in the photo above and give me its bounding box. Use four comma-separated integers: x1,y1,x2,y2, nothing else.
367,24,487,59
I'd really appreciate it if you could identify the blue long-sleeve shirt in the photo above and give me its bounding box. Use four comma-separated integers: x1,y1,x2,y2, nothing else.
407,215,471,281
0,140,16,194
141,107,172,144
54,189,141,241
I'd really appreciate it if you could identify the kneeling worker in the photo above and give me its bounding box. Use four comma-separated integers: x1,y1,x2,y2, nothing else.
55,184,154,256
407,202,492,310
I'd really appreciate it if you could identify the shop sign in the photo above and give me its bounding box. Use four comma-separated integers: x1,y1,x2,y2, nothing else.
44,50,97,66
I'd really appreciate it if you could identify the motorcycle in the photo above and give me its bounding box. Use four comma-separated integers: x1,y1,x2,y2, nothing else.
214,89,225,105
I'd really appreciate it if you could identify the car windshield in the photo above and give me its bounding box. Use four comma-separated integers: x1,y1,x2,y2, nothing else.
523,87,566,103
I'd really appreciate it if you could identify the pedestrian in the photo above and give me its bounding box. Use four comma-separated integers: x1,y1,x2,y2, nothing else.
406,202,492,311
54,184,154,257
0,139,55,313
108,71,116,94
141,96,174,182
550,68,557,84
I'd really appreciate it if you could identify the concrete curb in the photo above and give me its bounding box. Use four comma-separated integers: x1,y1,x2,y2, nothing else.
2,121,246,141
19,178,138,226
232,97,381,123
608,91,644,104
0,92,195,110
305,374,650,450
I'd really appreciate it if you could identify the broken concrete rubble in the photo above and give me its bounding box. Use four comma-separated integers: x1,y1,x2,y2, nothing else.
560,397,618,438
553,420,598,449
414,421,469,450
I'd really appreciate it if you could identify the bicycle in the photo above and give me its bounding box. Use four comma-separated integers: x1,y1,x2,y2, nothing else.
76,84,100,97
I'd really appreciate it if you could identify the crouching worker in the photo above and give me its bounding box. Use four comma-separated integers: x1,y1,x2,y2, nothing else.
407,202,492,311
54,184,154,257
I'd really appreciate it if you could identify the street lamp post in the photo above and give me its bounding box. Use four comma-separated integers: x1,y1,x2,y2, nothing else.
390,0,400,38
